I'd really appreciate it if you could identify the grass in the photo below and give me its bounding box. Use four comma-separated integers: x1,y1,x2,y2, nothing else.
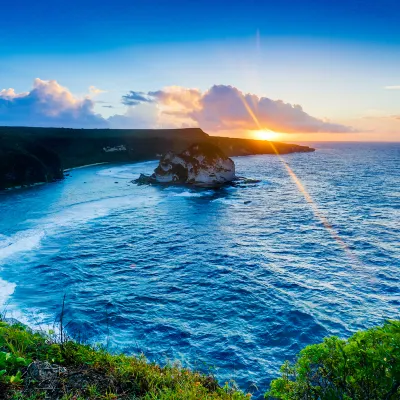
0,319,250,400
1,314,399,400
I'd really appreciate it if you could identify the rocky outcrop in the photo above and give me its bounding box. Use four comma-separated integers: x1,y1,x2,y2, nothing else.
137,143,236,187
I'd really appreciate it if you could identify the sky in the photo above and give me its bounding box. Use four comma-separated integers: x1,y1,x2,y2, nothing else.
0,0,399,142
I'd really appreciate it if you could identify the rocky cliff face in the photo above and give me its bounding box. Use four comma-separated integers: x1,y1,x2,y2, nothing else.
141,143,235,187
0,140,63,190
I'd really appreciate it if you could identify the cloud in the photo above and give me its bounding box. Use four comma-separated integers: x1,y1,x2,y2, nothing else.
108,103,158,129
0,88,28,98
0,79,356,133
384,85,400,90
89,86,107,95
122,91,154,106
0,79,107,128
124,85,355,133
362,113,400,121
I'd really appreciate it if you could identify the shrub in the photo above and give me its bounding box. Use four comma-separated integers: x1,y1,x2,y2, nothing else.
0,319,249,399
266,320,400,399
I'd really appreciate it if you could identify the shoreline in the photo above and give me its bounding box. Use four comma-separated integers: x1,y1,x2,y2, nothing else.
1,126,315,191
64,161,109,172
1,147,311,192
2,181,47,192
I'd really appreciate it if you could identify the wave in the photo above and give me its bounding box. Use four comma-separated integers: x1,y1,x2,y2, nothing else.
172,191,203,198
0,229,45,261
0,189,164,263
98,162,158,179
0,277,16,310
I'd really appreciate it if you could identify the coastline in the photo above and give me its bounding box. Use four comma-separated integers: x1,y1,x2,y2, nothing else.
64,161,109,172
2,181,47,192
0,126,315,190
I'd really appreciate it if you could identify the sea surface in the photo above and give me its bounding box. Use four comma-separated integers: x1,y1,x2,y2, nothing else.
0,142,399,397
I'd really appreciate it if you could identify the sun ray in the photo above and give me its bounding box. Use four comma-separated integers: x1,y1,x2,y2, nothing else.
237,92,363,269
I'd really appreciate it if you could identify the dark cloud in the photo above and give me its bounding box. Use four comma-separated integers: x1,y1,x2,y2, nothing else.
121,91,154,106
102,105,115,108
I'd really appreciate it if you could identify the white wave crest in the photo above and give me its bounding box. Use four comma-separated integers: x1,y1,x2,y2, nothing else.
0,229,45,261
0,277,16,309
173,191,202,198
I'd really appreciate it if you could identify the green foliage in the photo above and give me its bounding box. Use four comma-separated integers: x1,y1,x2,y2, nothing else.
0,320,249,399
3,316,399,400
0,351,28,385
0,321,63,364
266,320,400,400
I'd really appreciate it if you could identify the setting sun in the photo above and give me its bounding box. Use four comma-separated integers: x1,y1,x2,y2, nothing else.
253,129,281,141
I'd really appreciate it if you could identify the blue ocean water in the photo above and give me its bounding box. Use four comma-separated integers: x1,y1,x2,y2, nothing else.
0,142,399,396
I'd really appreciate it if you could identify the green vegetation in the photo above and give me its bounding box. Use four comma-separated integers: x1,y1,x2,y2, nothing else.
266,320,400,400
1,317,399,400
0,320,249,400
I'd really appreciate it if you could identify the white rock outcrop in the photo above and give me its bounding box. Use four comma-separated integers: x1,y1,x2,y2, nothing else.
137,143,235,187
103,145,127,153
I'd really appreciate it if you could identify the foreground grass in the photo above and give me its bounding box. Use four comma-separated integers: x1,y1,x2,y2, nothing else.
0,320,249,400
1,318,400,399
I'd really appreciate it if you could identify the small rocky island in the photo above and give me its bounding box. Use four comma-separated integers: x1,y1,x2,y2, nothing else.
136,143,236,187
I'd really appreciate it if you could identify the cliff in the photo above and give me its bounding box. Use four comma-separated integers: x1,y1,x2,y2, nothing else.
0,126,314,189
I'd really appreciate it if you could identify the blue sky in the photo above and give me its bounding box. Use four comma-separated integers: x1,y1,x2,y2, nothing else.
1,0,399,140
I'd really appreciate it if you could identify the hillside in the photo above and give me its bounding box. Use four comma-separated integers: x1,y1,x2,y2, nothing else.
0,127,314,190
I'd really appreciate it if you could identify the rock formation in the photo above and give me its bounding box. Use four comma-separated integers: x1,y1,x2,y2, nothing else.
137,143,236,187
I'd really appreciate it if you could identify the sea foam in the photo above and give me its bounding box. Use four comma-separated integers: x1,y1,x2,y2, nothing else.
0,229,45,261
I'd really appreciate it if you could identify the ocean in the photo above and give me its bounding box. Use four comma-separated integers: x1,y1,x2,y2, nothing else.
0,142,399,397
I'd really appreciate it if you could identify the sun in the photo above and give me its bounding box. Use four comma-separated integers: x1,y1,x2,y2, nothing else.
253,129,280,141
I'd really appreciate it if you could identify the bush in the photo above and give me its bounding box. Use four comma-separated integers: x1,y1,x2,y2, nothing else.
266,320,400,400
0,320,249,399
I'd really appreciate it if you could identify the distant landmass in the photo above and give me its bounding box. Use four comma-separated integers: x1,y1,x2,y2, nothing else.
0,126,314,190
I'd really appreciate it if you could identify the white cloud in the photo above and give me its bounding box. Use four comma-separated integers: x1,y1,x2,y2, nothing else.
141,85,355,133
89,86,107,95
108,103,159,129
0,79,107,128
384,85,400,90
0,80,357,134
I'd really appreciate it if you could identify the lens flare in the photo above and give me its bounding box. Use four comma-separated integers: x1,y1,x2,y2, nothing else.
238,93,362,268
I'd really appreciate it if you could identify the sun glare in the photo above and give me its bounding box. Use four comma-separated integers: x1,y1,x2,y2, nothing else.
253,129,280,141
